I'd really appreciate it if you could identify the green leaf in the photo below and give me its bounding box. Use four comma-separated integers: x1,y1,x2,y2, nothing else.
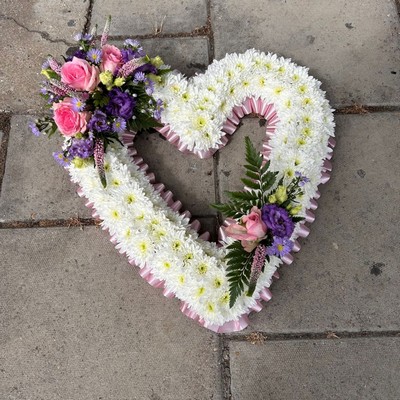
223,241,254,308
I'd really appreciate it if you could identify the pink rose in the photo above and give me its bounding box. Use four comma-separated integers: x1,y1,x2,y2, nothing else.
242,206,267,239
61,57,100,92
100,44,123,74
53,98,89,137
225,207,267,253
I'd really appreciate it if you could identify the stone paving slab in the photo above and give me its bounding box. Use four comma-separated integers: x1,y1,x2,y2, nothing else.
115,37,209,77
218,118,267,204
0,0,88,43
0,226,222,400
230,337,400,400
91,0,208,36
0,19,69,113
135,131,216,216
0,115,91,222
244,113,400,333
211,0,400,108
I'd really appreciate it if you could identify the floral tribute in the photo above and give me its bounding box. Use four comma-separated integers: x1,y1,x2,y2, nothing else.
213,137,308,307
30,17,168,186
32,21,335,332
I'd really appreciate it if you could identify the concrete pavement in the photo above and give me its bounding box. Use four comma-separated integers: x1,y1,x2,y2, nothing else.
1,1,399,399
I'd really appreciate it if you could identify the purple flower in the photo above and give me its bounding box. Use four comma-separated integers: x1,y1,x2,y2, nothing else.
105,88,136,120
29,122,41,137
73,49,87,60
153,98,164,120
41,60,50,70
124,39,141,48
266,237,293,257
87,48,102,64
67,136,94,159
121,48,135,64
53,151,71,167
134,63,157,75
261,204,294,238
88,110,110,132
112,117,127,133
295,171,310,186
144,78,155,95
134,71,146,82
71,97,85,112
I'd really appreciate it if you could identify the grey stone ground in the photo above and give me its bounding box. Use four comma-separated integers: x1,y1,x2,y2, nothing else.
0,1,399,399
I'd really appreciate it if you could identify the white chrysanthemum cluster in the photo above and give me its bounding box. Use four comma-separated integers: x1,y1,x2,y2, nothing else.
69,144,279,326
69,50,334,326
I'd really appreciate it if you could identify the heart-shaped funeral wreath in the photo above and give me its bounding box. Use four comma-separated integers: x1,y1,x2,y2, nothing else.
31,19,335,332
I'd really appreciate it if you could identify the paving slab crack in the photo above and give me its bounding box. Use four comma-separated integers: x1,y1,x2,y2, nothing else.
0,113,11,197
226,330,400,343
219,335,232,400
83,0,94,34
0,217,98,230
0,14,73,45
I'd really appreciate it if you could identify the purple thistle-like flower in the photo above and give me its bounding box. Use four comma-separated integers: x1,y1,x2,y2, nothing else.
121,48,135,64
94,138,107,187
83,33,93,41
48,57,61,74
105,88,136,120
248,244,267,293
112,117,127,133
74,33,83,41
101,16,111,47
88,110,110,132
68,136,94,159
73,49,87,60
144,78,155,95
71,97,85,112
40,86,48,95
266,237,293,257
29,122,41,137
53,151,71,167
261,204,294,238
87,48,102,64
118,59,143,78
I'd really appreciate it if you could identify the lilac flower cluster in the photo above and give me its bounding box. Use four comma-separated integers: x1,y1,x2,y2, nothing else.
68,136,94,159
262,204,294,257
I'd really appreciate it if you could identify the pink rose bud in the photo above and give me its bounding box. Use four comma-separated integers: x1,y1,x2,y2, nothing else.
61,57,100,92
100,44,123,74
53,98,89,137
242,206,267,239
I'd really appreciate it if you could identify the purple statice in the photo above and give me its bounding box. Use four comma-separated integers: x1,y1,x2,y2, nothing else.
53,151,71,167
71,97,85,112
87,48,102,64
105,88,136,120
112,117,127,133
134,71,146,82
29,122,41,137
153,99,164,120
144,78,155,95
261,204,294,238
88,110,110,132
266,237,293,257
67,136,94,159
40,85,48,95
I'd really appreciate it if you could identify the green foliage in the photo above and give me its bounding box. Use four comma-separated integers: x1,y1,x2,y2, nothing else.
224,241,253,308
128,113,163,132
92,90,109,108
212,136,278,217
